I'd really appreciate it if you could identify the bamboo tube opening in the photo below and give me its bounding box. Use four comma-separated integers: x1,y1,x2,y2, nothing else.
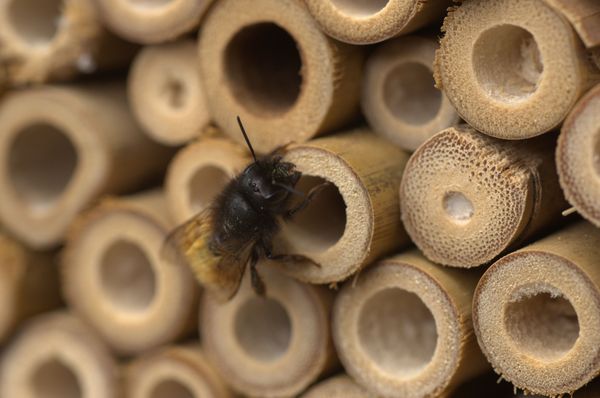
32,359,82,398
161,79,186,111
301,375,371,398
188,166,229,214
225,22,302,117
329,0,389,17
442,191,474,225
8,0,61,46
8,123,78,214
472,25,543,103
150,380,194,398
127,0,174,8
100,240,157,313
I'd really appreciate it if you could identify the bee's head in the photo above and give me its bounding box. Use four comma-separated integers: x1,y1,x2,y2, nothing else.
241,158,300,206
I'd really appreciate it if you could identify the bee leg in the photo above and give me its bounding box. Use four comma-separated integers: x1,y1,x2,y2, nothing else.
262,240,322,268
284,182,332,220
249,248,266,296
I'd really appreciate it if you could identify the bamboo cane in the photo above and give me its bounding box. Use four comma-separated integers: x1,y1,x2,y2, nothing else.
542,0,600,48
301,374,372,398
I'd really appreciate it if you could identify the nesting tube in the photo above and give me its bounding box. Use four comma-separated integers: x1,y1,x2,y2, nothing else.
362,35,459,151
0,0,135,85
0,233,61,343
0,84,172,249
62,191,199,356
91,0,213,44
303,0,452,45
201,264,337,397
301,374,372,398
592,48,600,70
434,0,600,139
543,0,600,48
165,135,251,224
473,222,600,396
0,312,119,398
333,250,488,398
400,125,567,267
198,0,364,153
125,345,233,398
557,83,600,227
128,40,210,146
275,129,411,284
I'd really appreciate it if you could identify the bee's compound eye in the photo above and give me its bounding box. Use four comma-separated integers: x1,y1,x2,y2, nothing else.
251,182,259,192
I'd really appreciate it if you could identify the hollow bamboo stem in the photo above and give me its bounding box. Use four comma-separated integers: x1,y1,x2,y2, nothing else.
542,0,600,48
304,0,451,45
400,125,568,267
201,264,337,397
198,0,364,153
275,128,411,284
362,35,459,151
0,83,172,249
556,82,600,227
62,190,199,356
333,250,488,398
473,221,600,396
128,39,210,146
301,374,372,398
0,312,119,398
434,0,600,139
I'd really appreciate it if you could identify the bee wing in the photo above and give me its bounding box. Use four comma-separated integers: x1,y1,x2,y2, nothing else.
160,209,213,269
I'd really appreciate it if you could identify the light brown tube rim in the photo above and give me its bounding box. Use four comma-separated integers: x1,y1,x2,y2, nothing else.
473,250,600,394
0,274,16,340
0,0,62,51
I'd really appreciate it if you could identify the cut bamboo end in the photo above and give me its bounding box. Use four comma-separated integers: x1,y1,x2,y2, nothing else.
301,374,371,398
0,84,172,249
333,250,488,398
125,345,233,398
91,0,213,44
198,0,364,153
128,40,210,146
201,264,336,397
274,129,411,284
434,0,600,139
0,312,119,398
165,136,251,224
473,222,600,396
400,125,567,267
543,0,600,48
556,83,600,227
362,35,459,151
0,233,61,342
62,191,199,356
0,0,135,85
304,0,451,45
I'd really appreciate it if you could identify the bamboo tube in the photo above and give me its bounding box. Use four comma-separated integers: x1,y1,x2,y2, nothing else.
400,125,567,267
434,0,600,139
90,0,213,44
333,250,488,398
557,83,600,227
592,48,600,70
0,312,119,398
362,35,460,151
274,129,411,284
301,374,371,398
473,221,600,396
303,0,451,45
0,233,61,343
125,345,233,398
198,0,364,153
543,0,600,48
165,135,251,224
62,191,199,356
201,264,337,397
128,40,210,146
0,0,135,85
0,84,172,249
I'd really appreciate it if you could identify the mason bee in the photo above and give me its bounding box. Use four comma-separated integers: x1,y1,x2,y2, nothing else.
162,117,325,302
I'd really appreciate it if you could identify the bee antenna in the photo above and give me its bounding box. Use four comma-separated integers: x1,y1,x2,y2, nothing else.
237,116,258,163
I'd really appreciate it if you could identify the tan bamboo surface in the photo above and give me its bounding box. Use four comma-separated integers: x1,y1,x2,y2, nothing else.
61,191,199,356
333,250,488,398
303,0,452,45
400,125,568,268
128,39,211,146
556,83,600,227
542,0,600,48
301,374,372,398
0,312,120,398
198,0,364,154
165,135,251,225
0,83,172,249
473,221,600,397
0,0,135,85
0,233,61,343
125,345,234,398
90,0,214,44
593,47,600,70
201,263,337,397
362,35,459,151
434,0,600,140
273,129,411,284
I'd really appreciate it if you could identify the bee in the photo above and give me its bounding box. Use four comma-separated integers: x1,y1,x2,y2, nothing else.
162,117,325,302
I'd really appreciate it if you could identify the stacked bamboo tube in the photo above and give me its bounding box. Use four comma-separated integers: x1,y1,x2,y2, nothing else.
1,0,600,397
